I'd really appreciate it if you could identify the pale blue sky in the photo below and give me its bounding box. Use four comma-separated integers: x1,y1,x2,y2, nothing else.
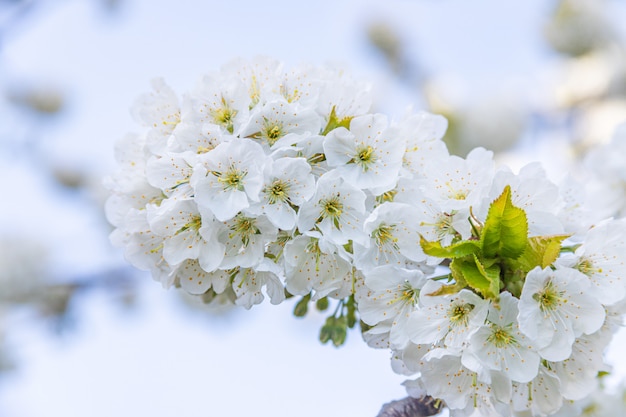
1,1,626,416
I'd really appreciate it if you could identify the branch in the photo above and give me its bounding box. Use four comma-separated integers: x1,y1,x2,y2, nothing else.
376,396,443,417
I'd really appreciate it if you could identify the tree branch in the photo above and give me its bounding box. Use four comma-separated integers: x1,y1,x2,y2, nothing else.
376,396,443,417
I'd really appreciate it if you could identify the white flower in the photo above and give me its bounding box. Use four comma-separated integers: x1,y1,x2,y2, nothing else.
417,349,501,413
130,78,181,154
240,98,322,149
557,219,626,305
390,341,435,375
171,121,224,154
557,174,594,237
396,185,472,247
218,213,277,270
148,199,225,273
353,202,426,270
145,151,196,200
297,171,367,245
316,66,372,124
511,365,563,417
257,157,315,230
462,292,540,383
184,71,250,135
323,113,405,192
231,260,285,309
396,111,449,179
419,147,495,212
104,133,163,227
518,267,605,362
220,56,283,108
407,280,489,351
112,209,173,288
175,259,230,295
356,265,427,349
550,334,605,401
283,233,352,300
191,138,270,221
275,63,323,108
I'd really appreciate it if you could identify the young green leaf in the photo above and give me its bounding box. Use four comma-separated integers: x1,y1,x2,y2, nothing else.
481,185,528,260
506,234,570,273
420,235,481,259
453,256,500,300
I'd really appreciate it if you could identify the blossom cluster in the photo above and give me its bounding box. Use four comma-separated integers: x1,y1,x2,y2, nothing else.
105,57,626,417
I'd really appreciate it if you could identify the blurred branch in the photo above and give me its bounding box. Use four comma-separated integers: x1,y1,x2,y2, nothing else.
376,396,444,417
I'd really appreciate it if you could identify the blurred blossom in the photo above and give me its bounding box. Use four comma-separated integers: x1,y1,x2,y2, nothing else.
0,236,48,304
0,319,12,373
6,84,65,116
424,77,527,156
367,21,405,77
580,124,626,219
544,0,615,57
554,47,626,107
573,99,626,149
554,51,615,107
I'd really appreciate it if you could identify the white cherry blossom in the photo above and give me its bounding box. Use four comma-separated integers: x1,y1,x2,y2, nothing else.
323,113,405,192
297,171,367,245
353,202,426,270
257,157,315,230
283,233,352,300
462,292,540,384
191,138,270,221
130,78,181,154
418,147,495,212
518,267,605,362
356,265,427,349
557,219,626,305
407,280,489,351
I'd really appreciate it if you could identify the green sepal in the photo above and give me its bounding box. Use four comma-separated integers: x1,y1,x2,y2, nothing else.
293,293,311,317
319,315,348,347
420,235,481,259
481,185,528,259
321,105,353,135
315,297,329,312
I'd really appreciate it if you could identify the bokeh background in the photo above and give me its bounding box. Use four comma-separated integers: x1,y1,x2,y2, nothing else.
2,0,626,415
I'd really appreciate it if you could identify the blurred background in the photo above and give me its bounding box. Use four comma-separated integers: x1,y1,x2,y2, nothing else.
1,0,626,415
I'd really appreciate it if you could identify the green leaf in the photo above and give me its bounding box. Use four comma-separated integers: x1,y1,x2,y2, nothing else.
453,256,500,300
420,236,481,259
506,234,570,274
481,185,528,260
473,255,501,299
